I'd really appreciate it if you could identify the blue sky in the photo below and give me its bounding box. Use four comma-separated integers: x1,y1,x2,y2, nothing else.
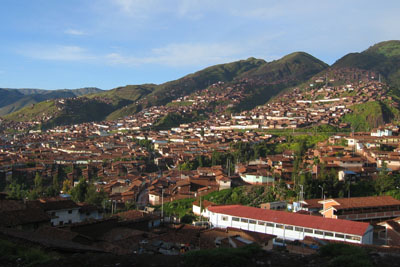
0,0,399,90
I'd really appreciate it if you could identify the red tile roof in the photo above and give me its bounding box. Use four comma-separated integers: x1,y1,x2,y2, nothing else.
321,196,400,210
208,205,370,236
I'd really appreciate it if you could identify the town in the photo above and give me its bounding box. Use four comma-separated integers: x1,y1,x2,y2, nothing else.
1,68,400,265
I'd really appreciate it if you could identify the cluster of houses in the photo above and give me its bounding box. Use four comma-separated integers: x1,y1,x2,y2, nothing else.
2,68,400,256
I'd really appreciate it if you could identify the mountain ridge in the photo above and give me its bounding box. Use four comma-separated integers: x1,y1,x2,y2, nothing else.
0,87,103,116
3,40,400,129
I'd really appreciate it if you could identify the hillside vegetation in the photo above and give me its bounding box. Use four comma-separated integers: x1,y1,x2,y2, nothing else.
341,101,396,131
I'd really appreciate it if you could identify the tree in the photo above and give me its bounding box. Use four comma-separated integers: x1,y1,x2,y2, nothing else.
375,167,399,195
53,173,59,191
313,156,320,179
85,186,107,206
71,178,88,203
7,181,27,199
34,172,43,194
62,179,72,193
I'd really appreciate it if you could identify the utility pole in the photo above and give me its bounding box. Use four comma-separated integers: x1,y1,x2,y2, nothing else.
319,185,324,199
199,195,202,222
348,181,351,198
299,184,304,202
161,188,164,222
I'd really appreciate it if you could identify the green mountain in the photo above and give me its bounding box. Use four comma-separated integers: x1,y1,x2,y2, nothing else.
2,54,329,127
332,40,400,88
0,87,103,116
232,52,329,111
105,57,267,119
108,53,328,119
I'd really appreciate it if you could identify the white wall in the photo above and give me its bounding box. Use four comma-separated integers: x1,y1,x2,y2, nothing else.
50,208,80,226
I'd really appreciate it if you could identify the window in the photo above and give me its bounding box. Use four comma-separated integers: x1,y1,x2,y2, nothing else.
232,217,240,222
59,221,64,225
249,220,256,224
315,230,324,236
240,218,248,223
346,235,361,241
295,227,303,232
304,228,313,233
51,212,56,216
285,225,293,231
275,224,284,229
335,233,345,238
68,210,72,214
222,216,228,221
257,221,265,226
266,222,274,227
68,220,72,224
325,232,334,237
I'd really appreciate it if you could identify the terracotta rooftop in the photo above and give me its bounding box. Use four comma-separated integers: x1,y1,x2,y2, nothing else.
320,196,400,210
302,199,323,209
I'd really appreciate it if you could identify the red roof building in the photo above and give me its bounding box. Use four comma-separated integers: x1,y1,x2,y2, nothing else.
207,205,373,245
319,196,400,222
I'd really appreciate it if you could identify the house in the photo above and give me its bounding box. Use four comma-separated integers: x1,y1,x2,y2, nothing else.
0,199,50,231
319,196,400,222
377,217,400,246
260,201,287,211
239,173,274,184
149,191,162,205
77,203,103,222
207,205,373,244
371,128,392,137
115,209,161,230
216,176,231,190
36,198,82,226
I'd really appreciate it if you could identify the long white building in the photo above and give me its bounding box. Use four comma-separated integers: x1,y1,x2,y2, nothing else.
207,205,373,244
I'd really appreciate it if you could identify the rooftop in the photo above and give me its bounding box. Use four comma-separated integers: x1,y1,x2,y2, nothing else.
208,205,370,236
320,196,400,210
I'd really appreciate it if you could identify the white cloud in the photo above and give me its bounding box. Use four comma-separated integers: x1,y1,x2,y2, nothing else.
109,0,213,19
106,42,242,67
65,29,86,36
20,45,95,61
111,0,160,16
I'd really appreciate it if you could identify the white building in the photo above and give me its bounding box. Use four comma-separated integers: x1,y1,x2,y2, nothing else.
207,205,373,245
39,199,81,226
371,128,392,137
39,199,102,226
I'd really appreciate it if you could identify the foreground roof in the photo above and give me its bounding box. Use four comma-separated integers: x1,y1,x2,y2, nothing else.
208,205,370,236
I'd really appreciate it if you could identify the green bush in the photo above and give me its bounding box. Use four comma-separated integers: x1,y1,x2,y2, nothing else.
319,243,372,267
183,244,261,267
0,239,53,267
